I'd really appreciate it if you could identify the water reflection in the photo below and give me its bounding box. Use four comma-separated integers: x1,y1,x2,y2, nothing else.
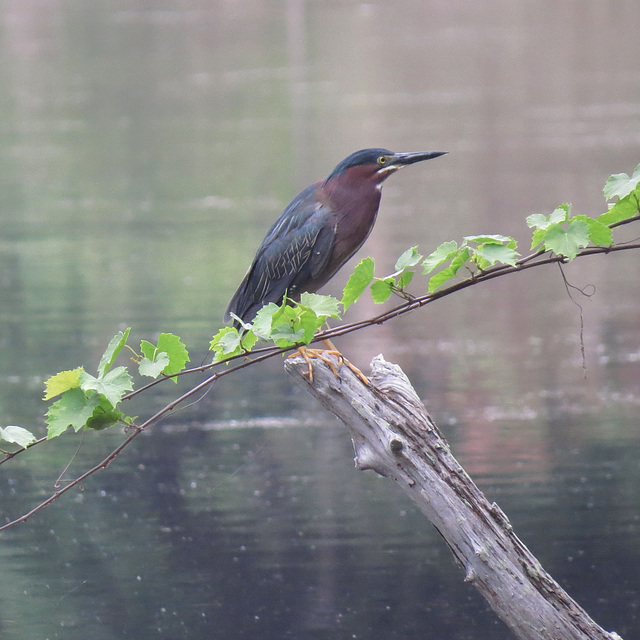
2,420,639,638
1,1,639,638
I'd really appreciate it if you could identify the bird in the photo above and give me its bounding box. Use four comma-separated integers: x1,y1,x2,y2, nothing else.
225,147,446,380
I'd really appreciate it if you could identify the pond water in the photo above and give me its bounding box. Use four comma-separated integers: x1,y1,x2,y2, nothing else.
1,2,639,639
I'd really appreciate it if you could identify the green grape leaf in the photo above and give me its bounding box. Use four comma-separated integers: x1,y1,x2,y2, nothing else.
397,270,414,290
267,304,311,346
86,409,123,431
210,326,243,362
598,186,640,225
227,312,253,332
139,353,170,378
86,396,124,431
139,340,156,360
297,309,324,344
371,278,395,303
250,303,282,339
527,205,573,250
572,215,613,246
97,328,131,378
0,425,37,448
268,323,306,348
298,293,341,319
46,388,100,438
79,367,134,407
422,241,458,274
526,204,570,230
543,219,590,260
427,248,470,292
342,257,375,311
464,234,513,245
530,227,547,251
155,333,190,376
526,213,551,229
603,164,640,200
251,297,334,347
553,203,571,221
473,243,520,267
394,246,423,272
43,367,84,400
140,334,189,380
241,330,258,352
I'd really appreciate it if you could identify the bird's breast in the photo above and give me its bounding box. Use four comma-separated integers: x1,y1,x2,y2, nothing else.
321,184,382,272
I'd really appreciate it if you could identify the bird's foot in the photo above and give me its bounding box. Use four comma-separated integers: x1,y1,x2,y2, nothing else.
290,343,369,385
339,356,370,386
293,346,341,382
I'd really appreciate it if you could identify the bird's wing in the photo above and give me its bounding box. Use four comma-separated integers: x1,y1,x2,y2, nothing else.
224,186,335,324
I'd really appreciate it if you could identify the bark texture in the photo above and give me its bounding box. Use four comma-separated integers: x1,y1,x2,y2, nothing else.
284,353,623,640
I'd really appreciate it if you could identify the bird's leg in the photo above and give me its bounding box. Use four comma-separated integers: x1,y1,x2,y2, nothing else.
320,339,370,385
293,345,341,382
289,340,369,385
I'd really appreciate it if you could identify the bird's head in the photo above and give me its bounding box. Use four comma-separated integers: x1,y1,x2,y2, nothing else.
323,148,447,190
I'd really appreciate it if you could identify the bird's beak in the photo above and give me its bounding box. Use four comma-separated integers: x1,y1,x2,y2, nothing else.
375,151,447,178
388,151,448,167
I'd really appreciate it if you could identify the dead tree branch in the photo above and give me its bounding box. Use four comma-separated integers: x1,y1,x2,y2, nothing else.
285,353,624,640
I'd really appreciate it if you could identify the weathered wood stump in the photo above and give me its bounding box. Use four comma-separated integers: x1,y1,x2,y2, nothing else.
284,353,622,640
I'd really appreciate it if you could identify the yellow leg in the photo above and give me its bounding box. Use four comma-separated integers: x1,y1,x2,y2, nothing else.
288,341,369,385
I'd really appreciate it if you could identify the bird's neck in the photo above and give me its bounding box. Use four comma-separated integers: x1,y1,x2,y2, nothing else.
321,177,382,229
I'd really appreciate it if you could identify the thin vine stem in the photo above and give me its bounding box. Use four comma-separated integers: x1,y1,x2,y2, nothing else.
1,224,639,531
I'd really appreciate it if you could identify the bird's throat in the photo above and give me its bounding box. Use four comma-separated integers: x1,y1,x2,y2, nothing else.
321,177,383,271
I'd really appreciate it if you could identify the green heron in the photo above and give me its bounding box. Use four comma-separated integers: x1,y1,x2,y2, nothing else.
225,147,446,379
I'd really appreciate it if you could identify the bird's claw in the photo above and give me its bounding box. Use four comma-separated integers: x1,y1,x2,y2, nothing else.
290,346,369,385
342,358,370,385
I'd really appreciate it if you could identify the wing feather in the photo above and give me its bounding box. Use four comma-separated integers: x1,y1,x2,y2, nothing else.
224,187,335,324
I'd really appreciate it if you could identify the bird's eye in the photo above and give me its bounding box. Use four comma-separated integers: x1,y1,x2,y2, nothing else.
377,156,387,165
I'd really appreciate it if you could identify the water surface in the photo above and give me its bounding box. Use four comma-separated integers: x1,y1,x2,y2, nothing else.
1,2,639,639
